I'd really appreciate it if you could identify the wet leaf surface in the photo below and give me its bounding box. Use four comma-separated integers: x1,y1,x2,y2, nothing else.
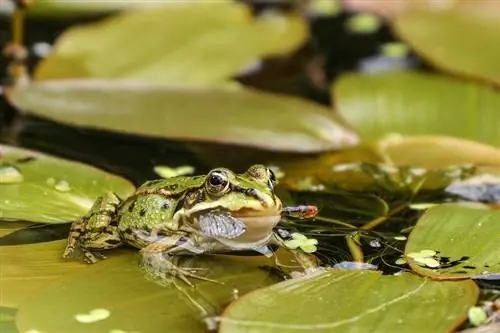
16,251,282,333
333,71,500,146
34,1,307,86
393,9,500,85
0,144,135,223
8,80,358,153
405,204,500,280
219,270,478,333
0,240,88,307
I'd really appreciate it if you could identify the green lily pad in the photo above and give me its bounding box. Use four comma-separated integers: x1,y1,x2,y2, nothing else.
0,240,89,307
7,80,358,153
24,0,169,18
333,71,500,146
219,270,478,333
393,9,500,85
405,203,500,279
0,144,135,223
16,251,282,333
34,1,307,86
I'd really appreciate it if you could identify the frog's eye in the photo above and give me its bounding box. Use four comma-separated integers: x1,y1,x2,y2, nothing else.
206,170,230,195
267,168,277,189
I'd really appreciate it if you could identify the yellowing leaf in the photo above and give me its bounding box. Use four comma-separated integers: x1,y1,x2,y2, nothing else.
34,2,308,86
7,80,359,153
393,9,500,86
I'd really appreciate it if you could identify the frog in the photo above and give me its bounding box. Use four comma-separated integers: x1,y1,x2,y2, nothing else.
62,164,319,285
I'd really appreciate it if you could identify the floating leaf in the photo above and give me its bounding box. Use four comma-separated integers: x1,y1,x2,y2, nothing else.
7,80,358,153
0,240,89,307
24,0,168,18
345,13,382,34
34,1,308,86
393,9,500,86
153,165,195,179
219,270,478,333
405,203,500,280
374,135,500,169
0,144,135,223
16,252,281,333
334,71,500,146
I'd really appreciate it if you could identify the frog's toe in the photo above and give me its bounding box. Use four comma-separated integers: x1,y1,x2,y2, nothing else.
174,267,223,286
82,250,102,264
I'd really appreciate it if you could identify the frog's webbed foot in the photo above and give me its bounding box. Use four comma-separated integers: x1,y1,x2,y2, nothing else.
140,246,223,287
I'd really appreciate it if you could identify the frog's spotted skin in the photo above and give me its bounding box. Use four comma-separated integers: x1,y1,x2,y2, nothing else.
62,164,316,285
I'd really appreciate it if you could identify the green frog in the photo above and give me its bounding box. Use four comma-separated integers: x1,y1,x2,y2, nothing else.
62,164,319,285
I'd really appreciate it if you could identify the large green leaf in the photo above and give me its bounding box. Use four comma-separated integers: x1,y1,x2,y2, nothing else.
393,9,500,86
16,250,282,333
7,80,358,153
0,144,135,223
0,240,87,307
24,0,169,18
333,71,500,146
34,1,308,86
219,270,478,333
405,203,500,280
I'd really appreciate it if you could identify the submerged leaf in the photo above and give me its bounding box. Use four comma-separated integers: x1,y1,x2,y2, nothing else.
0,144,135,223
405,203,500,279
7,80,358,153
16,252,281,333
393,9,500,86
34,1,308,86
220,270,478,333
334,71,500,146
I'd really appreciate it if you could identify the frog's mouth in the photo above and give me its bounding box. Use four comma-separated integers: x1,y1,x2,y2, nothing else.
229,208,281,226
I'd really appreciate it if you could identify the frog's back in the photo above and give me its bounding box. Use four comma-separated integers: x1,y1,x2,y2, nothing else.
115,175,205,248
138,175,205,195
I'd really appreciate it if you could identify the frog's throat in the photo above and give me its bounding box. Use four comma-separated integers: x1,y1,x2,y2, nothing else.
217,214,281,250
173,207,281,249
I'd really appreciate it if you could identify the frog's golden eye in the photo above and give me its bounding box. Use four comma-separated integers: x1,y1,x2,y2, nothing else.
206,170,230,195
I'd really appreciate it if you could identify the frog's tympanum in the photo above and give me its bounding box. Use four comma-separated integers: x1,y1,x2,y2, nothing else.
62,165,319,285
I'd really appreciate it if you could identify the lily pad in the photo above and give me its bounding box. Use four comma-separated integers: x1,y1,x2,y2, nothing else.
16,252,282,333
393,9,500,86
219,270,478,333
0,144,135,223
34,1,308,86
405,203,500,280
374,135,500,169
7,80,358,153
24,0,169,18
0,240,88,307
333,71,500,146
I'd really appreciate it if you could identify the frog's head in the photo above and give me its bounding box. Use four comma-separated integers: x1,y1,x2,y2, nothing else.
181,164,282,247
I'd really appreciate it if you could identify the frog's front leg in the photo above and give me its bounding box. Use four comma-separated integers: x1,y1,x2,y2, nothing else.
62,192,122,264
